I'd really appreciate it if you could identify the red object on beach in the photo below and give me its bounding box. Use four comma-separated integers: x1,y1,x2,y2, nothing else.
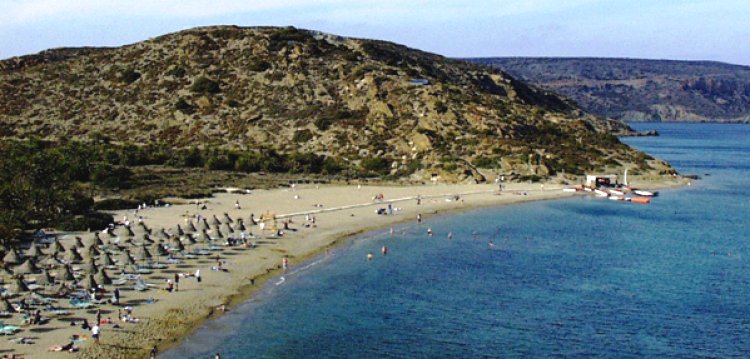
631,197,651,204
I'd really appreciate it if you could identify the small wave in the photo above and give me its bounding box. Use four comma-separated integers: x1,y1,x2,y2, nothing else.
275,276,286,286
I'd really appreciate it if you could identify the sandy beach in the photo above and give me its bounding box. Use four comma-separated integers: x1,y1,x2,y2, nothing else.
1,177,686,359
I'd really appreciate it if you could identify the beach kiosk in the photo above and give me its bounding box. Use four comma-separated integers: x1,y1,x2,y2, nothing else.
585,174,618,189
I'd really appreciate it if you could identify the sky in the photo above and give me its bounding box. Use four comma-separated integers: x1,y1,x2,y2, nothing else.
1,0,749,65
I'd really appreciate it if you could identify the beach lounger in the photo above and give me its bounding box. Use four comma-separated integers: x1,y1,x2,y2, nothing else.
150,263,168,269
0,323,20,335
133,279,148,291
69,298,93,309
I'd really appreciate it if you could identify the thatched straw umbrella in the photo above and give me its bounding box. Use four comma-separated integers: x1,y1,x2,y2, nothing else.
26,244,45,258
56,265,76,282
51,282,71,297
3,249,22,265
151,244,168,261
94,269,112,285
133,246,152,263
82,258,99,274
212,227,224,240
90,233,105,248
51,239,66,254
81,274,98,290
64,247,83,263
14,259,41,275
86,245,101,258
36,269,54,286
170,237,185,252
187,221,198,233
184,234,197,247
116,225,134,238
118,251,135,266
174,224,185,237
9,275,29,293
200,218,210,231
234,219,246,232
211,215,222,226
138,221,151,233
220,223,234,234
42,255,62,268
156,228,172,239
105,227,116,238
74,236,85,248
223,213,234,224
141,233,154,245
0,297,13,312
101,252,115,267
197,230,210,243
249,213,258,225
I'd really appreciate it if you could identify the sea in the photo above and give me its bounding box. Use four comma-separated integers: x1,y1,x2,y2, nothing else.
164,123,750,358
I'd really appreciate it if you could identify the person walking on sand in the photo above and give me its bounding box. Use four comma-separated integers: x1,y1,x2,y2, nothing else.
195,269,201,283
282,257,288,271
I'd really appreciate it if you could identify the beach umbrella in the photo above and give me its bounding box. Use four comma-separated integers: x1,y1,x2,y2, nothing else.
133,246,152,262
14,259,41,275
86,245,101,258
83,258,99,274
138,222,152,234
26,244,45,258
101,252,115,266
211,215,222,226
220,223,234,235
249,213,258,225
51,282,71,296
56,265,76,282
234,220,246,232
170,237,185,252
197,230,210,243
213,227,224,240
151,243,168,261
64,247,83,263
51,239,66,254
141,233,154,245
187,221,198,233
42,255,62,268
157,228,170,240
89,233,105,248
0,265,13,277
105,227,116,237
0,298,13,312
3,249,22,265
200,218,210,231
74,236,85,248
174,224,185,237
94,269,112,285
9,275,29,293
223,213,234,224
118,251,135,266
81,274,98,290
183,234,197,248
36,270,54,286
116,225,134,238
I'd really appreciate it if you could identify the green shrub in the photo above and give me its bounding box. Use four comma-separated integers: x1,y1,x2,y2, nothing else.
292,129,314,143
57,212,112,232
93,198,140,210
360,157,389,175
191,76,221,95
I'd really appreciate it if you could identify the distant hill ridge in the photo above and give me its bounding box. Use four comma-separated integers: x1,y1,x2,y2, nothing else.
470,57,750,123
0,26,665,181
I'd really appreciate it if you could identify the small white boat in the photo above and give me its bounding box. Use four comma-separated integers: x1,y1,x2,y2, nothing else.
608,189,625,196
633,190,657,197
562,187,578,193
609,196,625,201
594,189,609,197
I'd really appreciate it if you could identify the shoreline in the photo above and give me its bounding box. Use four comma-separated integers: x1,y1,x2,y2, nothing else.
10,178,687,359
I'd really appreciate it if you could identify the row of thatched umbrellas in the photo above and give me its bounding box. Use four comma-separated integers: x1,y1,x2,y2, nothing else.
1,213,257,295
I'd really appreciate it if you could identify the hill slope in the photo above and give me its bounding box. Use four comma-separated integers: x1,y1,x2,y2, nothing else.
0,26,664,181
471,57,750,123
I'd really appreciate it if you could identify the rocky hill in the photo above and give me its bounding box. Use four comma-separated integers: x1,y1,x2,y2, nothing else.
0,26,664,181
471,57,750,123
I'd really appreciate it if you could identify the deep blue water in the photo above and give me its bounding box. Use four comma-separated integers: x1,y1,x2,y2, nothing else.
165,123,750,358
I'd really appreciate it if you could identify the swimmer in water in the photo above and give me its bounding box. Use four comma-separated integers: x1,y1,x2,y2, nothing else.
447,231,453,240
488,241,496,248
389,227,394,236
367,252,374,261
382,245,388,255
427,228,433,236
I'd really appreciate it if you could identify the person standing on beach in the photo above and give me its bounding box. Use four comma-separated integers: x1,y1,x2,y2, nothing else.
195,269,201,283
91,324,100,344
417,214,422,223
282,257,288,271
150,346,158,359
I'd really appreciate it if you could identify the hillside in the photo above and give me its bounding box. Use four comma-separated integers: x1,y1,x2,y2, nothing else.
470,57,750,123
0,26,664,182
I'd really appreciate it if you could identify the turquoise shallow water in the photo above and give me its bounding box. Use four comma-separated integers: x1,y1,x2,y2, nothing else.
164,123,750,358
